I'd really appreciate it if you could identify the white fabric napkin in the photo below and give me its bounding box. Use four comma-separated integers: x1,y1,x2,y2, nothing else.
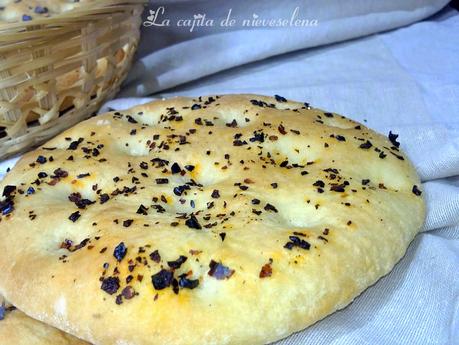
121,0,450,97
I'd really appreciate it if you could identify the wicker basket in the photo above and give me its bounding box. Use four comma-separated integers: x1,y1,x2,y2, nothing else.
0,0,145,160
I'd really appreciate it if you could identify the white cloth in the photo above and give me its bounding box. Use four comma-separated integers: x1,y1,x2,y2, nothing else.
121,0,450,97
1,3,458,345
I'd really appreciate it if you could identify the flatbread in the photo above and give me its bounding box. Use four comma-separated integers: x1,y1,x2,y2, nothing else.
0,0,93,22
0,94,425,344
0,297,88,345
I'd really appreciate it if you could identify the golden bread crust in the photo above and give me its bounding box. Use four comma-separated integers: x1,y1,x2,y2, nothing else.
0,298,88,345
0,94,425,344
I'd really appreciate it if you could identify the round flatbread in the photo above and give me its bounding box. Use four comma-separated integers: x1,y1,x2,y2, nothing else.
0,298,88,345
0,94,425,344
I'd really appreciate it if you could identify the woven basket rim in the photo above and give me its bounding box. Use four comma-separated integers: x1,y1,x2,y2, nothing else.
0,0,145,31
0,2,143,160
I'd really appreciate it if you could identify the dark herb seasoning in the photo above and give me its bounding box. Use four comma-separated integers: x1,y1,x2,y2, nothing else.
330,184,346,192
388,131,400,148
278,124,287,135
68,211,81,222
0,199,14,216
211,189,220,198
250,99,263,107
101,276,120,295
313,180,325,188
233,139,247,146
115,295,123,305
123,219,134,227
412,185,422,196
173,184,190,196
359,140,373,149
208,260,235,280
53,168,68,178
150,250,161,263
185,214,202,230
252,209,262,215
126,115,138,124
60,238,90,252
113,242,127,261
171,162,181,174
390,151,405,160
226,119,238,128
136,204,148,215
323,168,339,174
36,155,47,164
100,194,110,204
249,131,264,143
68,193,94,209
318,235,328,242
68,138,83,150
264,203,278,213
178,275,199,289
284,236,311,250
167,255,188,269
2,185,16,198
121,286,135,300
151,269,173,290
274,94,287,102
259,260,273,278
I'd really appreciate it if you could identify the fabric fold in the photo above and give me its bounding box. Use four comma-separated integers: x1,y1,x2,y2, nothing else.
121,0,449,96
